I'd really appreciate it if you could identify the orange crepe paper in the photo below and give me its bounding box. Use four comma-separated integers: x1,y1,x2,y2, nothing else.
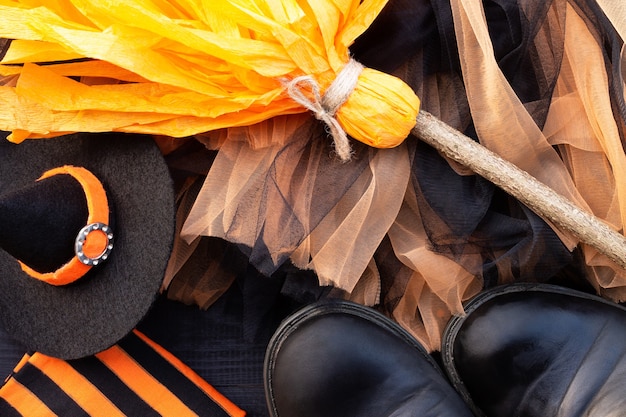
0,0,420,152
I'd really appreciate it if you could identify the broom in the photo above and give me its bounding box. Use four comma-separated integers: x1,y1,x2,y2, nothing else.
0,0,625,269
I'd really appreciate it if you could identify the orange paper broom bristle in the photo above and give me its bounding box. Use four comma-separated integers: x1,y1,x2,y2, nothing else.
0,0,420,160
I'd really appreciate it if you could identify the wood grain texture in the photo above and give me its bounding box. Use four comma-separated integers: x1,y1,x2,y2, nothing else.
413,110,626,270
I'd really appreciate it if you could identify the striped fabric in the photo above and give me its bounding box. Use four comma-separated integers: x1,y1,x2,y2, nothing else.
0,330,245,417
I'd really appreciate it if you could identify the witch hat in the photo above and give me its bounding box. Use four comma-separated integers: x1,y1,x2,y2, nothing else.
0,132,175,359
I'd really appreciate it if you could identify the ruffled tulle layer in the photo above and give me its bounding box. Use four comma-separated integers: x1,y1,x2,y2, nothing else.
162,0,626,351
4,0,626,352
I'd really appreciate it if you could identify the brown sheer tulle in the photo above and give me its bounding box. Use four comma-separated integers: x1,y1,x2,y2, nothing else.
165,0,626,351
383,184,483,349
545,4,626,299
449,0,586,247
182,113,411,290
290,141,410,292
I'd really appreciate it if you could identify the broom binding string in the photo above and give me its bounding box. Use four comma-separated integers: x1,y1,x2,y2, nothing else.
283,59,363,161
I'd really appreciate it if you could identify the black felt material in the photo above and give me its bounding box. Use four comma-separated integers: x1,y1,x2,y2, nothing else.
0,174,88,272
0,132,175,359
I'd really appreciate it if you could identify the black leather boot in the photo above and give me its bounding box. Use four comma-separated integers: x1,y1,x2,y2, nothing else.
264,299,474,417
442,283,626,417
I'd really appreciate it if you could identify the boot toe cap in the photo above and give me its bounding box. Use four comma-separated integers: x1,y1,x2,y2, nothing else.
265,300,472,417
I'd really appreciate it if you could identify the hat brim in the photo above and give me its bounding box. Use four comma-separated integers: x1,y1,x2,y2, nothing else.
0,132,175,359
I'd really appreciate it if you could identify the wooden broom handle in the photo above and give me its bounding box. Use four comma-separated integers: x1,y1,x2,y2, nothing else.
413,110,626,270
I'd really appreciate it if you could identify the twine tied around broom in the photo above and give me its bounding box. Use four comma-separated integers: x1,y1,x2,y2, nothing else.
285,59,364,161
285,59,626,270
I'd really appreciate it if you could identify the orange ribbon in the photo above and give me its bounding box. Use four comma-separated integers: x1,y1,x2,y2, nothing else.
19,166,112,286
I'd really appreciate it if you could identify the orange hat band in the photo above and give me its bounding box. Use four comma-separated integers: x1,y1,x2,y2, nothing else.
18,165,113,286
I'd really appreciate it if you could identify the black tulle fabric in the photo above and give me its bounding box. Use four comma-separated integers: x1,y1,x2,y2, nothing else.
354,0,617,290
162,0,626,351
3,2,626,414
234,132,372,275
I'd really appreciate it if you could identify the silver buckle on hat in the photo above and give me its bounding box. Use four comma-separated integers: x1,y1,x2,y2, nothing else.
74,222,114,266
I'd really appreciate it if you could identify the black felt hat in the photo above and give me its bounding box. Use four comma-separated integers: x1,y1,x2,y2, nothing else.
0,132,175,359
